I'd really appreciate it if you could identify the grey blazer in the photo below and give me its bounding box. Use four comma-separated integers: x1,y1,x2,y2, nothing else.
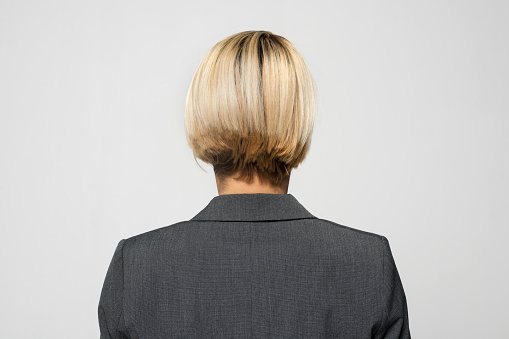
99,193,410,338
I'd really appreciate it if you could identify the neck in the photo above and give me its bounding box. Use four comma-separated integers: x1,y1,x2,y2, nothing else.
215,172,289,195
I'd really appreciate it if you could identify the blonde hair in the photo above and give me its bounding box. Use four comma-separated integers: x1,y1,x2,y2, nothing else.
184,30,316,186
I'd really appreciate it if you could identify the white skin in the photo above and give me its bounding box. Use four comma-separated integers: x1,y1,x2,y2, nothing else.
215,171,290,195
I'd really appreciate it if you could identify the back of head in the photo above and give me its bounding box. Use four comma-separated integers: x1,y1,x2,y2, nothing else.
185,30,316,186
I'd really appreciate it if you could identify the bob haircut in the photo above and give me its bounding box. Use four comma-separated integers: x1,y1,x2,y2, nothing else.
185,30,316,186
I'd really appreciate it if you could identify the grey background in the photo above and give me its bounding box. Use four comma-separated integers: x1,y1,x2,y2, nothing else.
1,0,507,338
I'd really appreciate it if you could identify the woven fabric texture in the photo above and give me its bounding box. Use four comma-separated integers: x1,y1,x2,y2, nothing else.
99,193,410,338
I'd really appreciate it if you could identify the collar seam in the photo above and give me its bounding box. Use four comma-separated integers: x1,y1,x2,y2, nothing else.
190,216,318,223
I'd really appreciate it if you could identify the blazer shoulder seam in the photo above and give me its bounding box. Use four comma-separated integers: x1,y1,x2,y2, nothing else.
125,221,189,242
316,218,383,238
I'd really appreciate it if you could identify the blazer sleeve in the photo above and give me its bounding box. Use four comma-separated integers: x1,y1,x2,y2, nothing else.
98,239,129,339
375,236,411,339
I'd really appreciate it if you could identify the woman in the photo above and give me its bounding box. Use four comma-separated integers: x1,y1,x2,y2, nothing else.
99,30,410,338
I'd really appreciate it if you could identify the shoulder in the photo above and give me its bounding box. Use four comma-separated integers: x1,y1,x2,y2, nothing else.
292,217,387,248
121,221,188,249
313,218,384,240
120,219,389,261
291,218,388,259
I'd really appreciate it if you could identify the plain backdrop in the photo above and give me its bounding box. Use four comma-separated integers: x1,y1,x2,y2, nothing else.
1,0,508,338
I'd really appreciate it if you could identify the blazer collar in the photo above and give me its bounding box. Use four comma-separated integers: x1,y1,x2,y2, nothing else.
191,193,317,222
